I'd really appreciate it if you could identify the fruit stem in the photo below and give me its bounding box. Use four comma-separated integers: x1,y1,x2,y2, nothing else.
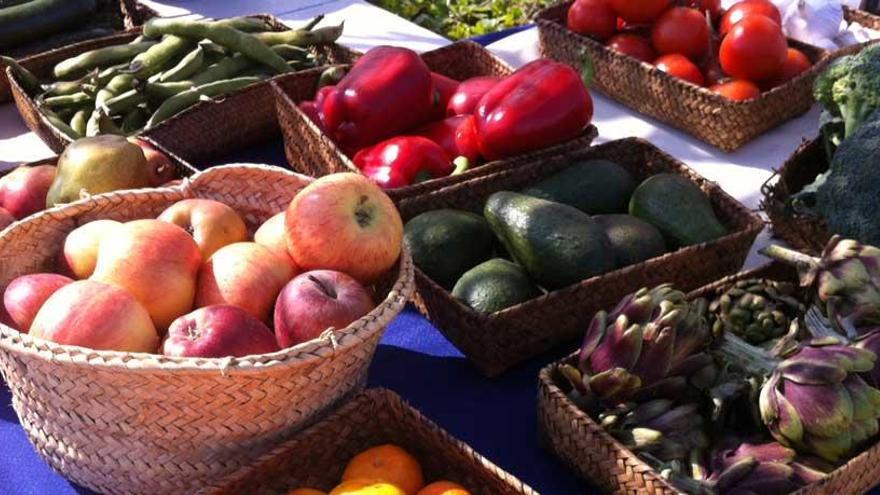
715,333,778,378
451,156,469,175
759,244,820,272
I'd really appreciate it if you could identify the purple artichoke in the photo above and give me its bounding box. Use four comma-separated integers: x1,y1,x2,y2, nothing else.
704,440,827,495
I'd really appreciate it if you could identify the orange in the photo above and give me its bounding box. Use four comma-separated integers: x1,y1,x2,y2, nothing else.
342,444,424,495
287,489,327,495
417,481,471,495
330,479,406,495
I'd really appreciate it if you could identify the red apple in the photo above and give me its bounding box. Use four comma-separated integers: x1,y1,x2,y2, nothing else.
161,304,280,358
274,270,374,348
91,219,202,330
195,242,295,322
254,212,296,264
59,219,121,278
0,164,56,219
128,137,176,186
158,198,248,260
29,280,158,352
3,273,73,331
0,206,13,230
286,173,403,284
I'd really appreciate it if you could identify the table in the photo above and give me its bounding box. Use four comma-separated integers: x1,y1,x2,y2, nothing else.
0,1,868,494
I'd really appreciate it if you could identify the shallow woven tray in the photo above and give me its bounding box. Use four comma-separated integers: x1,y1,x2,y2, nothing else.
538,263,880,495
0,165,414,495
272,40,599,201
535,1,830,152
7,14,358,156
760,136,830,256
395,137,763,377
204,388,537,495
841,7,880,55
0,0,155,103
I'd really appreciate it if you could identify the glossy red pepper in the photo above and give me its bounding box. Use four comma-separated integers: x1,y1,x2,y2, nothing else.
474,59,593,161
447,76,500,116
430,72,459,119
320,46,435,155
298,85,337,131
412,115,481,163
353,136,453,189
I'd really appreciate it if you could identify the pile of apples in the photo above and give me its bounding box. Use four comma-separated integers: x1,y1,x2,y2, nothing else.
0,172,404,358
567,0,813,100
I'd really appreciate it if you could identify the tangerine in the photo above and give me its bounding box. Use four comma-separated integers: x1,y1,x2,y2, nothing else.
417,481,471,495
342,444,424,495
330,479,406,495
288,489,327,495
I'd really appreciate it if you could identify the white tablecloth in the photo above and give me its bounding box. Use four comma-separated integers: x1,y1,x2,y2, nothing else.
1,0,824,267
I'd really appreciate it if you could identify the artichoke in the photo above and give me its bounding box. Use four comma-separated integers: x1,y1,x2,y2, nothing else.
708,279,805,345
569,284,716,406
761,236,880,337
702,440,827,495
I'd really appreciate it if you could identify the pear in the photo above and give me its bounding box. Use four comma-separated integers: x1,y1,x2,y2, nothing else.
46,136,151,207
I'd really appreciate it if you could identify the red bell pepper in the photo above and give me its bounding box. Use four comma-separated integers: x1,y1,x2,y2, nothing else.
430,72,459,119
353,136,453,189
474,59,593,161
298,85,337,131
320,46,435,155
412,115,481,163
447,76,500,116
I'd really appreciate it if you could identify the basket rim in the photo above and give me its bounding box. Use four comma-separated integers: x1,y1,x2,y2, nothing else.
0,164,414,374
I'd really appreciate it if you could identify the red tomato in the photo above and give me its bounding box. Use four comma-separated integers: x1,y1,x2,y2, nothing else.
763,48,813,89
720,16,787,81
720,0,782,35
651,7,710,59
687,0,722,18
607,34,656,63
567,0,617,40
655,54,705,86
710,80,761,101
610,0,671,24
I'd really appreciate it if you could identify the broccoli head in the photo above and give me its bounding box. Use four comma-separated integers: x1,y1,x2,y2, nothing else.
814,54,855,113
831,51,880,138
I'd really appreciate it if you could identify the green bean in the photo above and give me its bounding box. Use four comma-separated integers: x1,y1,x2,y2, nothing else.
146,75,265,129
53,42,156,79
70,109,88,136
120,108,147,135
189,54,252,85
300,15,324,31
0,56,41,95
128,35,194,79
142,80,193,101
102,89,145,115
159,45,204,82
143,18,290,74
213,16,271,32
86,109,122,136
96,73,134,107
41,108,80,140
272,44,310,61
42,92,93,108
53,106,77,122
318,66,346,88
255,24,343,47
42,79,85,97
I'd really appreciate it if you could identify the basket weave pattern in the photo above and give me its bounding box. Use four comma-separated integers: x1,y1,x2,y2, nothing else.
206,389,537,495
539,264,880,495
0,165,414,495
272,40,599,201
535,1,829,152
395,138,763,377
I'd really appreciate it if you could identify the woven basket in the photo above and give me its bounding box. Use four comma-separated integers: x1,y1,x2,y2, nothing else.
840,7,880,56
760,136,830,255
538,263,880,495
0,0,155,103
0,165,414,495
395,137,763,377
535,1,830,152
204,388,537,495
272,40,600,201
7,14,358,155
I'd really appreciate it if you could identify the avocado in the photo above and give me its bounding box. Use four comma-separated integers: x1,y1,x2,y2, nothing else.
593,214,667,267
484,191,616,290
629,174,727,247
452,258,540,314
521,159,637,214
404,209,494,289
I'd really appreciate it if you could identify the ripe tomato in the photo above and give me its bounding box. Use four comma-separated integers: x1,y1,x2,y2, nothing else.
655,54,705,86
710,80,761,101
651,7,710,59
687,0,721,18
610,0,671,24
567,0,617,41
720,0,782,35
607,34,656,63
720,16,787,81
763,47,813,89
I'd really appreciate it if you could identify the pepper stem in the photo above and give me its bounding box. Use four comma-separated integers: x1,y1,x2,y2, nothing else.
759,244,820,272
715,333,778,378
452,156,470,175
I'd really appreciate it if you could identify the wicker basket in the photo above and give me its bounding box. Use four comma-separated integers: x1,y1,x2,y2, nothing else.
204,388,537,495
0,0,155,103
0,165,414,495
395,137,763,377
7,14,359,156
841,7,880,55
535,1,830,152
760,136,830,255
271,40,600,201
538,263,880,495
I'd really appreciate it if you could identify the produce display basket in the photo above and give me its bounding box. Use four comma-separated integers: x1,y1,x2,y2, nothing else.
537,263,880,495
0,165,414,495
205,388,537,495
760,136,830,255
0,0,156,103
841,7,880,55
7,14,359,156
395,137,763,377
271,40,600,201
535,1,829,152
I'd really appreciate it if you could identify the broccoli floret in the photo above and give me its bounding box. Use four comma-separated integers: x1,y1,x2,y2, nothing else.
814,54,855,113
831,54,880,138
